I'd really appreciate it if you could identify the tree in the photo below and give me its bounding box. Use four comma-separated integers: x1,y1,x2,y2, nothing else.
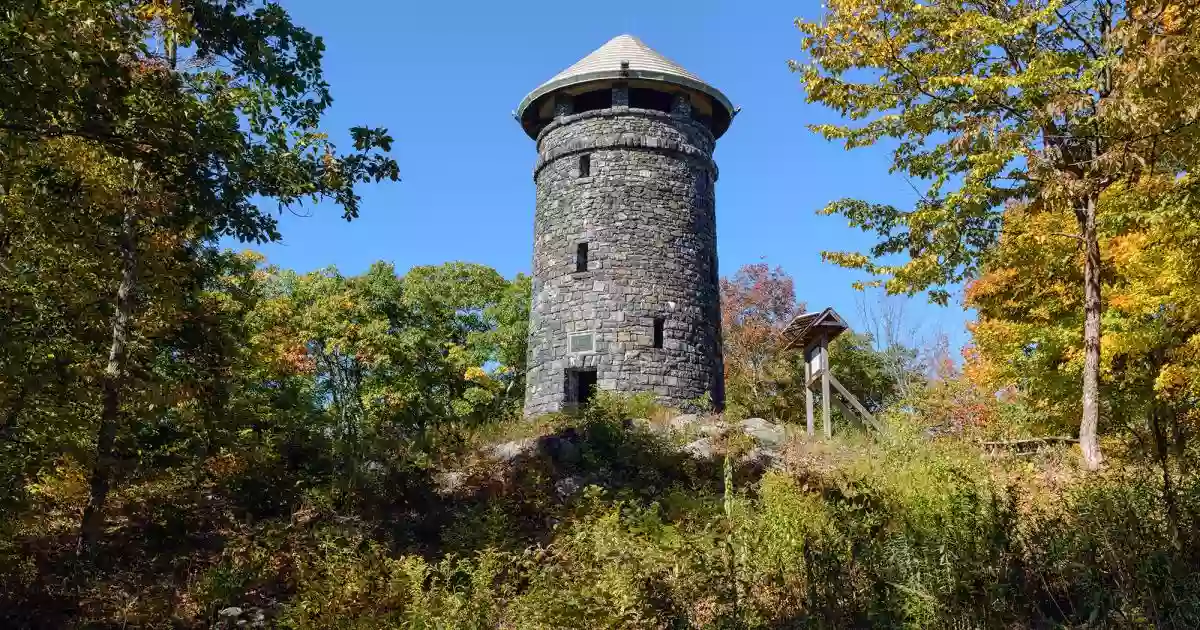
855,291,929,402
795,0,1200,469
969,177,1200,442
246,261,529,496
828,330,916,415
964,202,1087,432
967,178,1200,543
1,0,400,548
1,139,129,510
721,264,803,420
720,262,913,423
465,272,532,418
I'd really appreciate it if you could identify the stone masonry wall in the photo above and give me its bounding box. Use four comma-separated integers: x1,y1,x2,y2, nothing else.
523,105,725,416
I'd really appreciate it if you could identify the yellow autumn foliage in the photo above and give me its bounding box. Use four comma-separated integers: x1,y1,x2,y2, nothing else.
968,177,1200,432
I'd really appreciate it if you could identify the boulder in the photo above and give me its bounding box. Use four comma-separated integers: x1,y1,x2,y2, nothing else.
245,608,266,628
669,414,700,430
488,430,584,465
741,417,786,448
215,606,268,629
741,446,783,470
489,438,537,462
434,470,465,494
698,420,731,438
538,432,581,464
626,418,670,435
682,437,716,459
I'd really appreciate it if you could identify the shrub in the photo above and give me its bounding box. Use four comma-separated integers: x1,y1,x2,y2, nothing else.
586,390,666,421
10,401,1200,628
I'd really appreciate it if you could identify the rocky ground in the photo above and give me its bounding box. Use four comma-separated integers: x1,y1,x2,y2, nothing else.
433,414,792,502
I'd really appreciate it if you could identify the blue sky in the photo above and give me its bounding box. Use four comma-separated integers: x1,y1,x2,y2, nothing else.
247,0,973,353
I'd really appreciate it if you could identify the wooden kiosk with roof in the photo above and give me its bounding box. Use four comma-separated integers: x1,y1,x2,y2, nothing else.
782,308,883,437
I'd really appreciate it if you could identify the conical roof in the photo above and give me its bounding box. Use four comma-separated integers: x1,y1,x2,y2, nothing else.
517,35,733,134
544,34,707,89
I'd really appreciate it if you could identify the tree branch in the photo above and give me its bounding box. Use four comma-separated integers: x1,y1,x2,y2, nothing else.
1055,9,1101,60
0,123,157,155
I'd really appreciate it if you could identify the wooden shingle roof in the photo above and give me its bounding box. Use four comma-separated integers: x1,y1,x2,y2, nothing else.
781,307,850,351
516,35,734,136
546,35,705,89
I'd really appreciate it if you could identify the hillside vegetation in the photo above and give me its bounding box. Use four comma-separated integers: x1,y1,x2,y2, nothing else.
4,1,1200,628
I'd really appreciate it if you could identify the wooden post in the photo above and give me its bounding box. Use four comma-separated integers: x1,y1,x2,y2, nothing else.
783,308,883,436
829,373,882,432
819,337,831,438
804,348,815,437
830,396,856,429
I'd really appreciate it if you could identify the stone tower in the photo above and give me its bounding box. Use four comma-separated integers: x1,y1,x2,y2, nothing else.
517,34,735,416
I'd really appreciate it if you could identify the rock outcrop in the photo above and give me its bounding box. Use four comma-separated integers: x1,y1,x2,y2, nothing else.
483,414,788,470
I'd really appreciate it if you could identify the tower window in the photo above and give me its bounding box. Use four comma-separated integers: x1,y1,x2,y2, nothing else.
574,88,612,113
652,317,665,349
629,87,674,113
578,154,591,178
576,242,588,272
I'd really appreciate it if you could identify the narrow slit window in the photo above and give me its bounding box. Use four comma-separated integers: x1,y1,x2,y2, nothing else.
653,317,665,349
576,242,588,272
578,154,591,177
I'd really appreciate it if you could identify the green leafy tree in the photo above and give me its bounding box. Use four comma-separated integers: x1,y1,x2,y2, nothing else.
466,272,532,417
1,0,399,547
1,139,129,510
246,261,528,495
795,0,1200,469
829,331,910,415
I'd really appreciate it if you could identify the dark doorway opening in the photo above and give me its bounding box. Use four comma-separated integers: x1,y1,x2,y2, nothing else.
564,368,598,409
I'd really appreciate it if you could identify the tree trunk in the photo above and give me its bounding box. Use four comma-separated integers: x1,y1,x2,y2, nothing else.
79,198,138,553
1148,406,1183,551
1079,194,1104,471
203,374,229,458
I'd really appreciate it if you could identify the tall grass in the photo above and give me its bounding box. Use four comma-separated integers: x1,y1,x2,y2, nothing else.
227,418,1200,627
6,405,1198,628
